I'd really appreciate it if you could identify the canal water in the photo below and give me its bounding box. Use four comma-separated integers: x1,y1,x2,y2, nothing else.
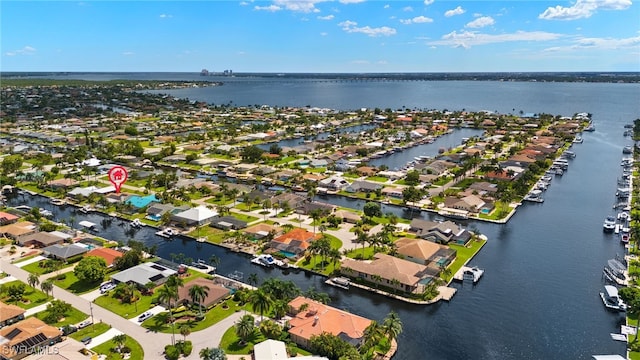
257,123,378,150
6,75,640,359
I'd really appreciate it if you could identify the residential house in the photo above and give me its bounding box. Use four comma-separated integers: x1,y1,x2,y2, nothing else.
176,278,230,308
345,180,382,193
0,212,19,226
271,193,305,211
244,223,280,240
333,159,353,172
355,166,377,177
340,253,433,294
210,216,248,230
270,228,321,256
46,178,79,189
296,201,336,216
84,247,124,267
394,238,456,272
17,232,66,248
0,222,37,241
0,302,25,328
111,262,177,287
42,244,88,261
444,195,486,213
309,159,328,168
381,187,404,199
171,206,218,227
468,182,498,195
287,296,371,350
409,219,471,245
333,209,361,224
0,317,61,360
318,176,350,191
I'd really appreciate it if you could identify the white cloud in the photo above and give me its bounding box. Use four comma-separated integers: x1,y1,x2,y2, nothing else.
318,14,334,20
5,46,36,56
272,0,327,13
445,6,465,17
466,16,495,28
159,14,172,18
254,4,282,11
403,6,414,12
239,1,249,6
428,30,562,48
539,0,632,20
339,0,365,3
339,20,397,37
424,0,434,4
320,32,328,36
544,35,640,51
384,4,390,9
122,51,134,56
400,15,434,24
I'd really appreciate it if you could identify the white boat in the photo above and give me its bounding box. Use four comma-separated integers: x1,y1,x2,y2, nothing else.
524,190,544,203
130,218,143,228
617,212,630,221
50,198,66,206
603,259,628,286
79,205,93,214
39,208,53,218
326,277,350,290
555,168,564,176
600,285,627,312
251,254,276,267
79,220,97,231
463,267,484,283
573,136,583,143
603,216,617,232
623,145,633,154
156,227,176,238
437,208,469,220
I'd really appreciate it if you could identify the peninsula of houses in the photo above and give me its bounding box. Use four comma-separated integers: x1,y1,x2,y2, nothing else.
0,79,588,360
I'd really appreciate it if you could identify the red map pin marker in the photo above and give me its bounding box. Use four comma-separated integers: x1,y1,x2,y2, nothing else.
108,166,128,194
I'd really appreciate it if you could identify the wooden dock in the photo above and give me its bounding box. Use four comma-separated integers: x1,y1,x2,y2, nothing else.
438,286,457,301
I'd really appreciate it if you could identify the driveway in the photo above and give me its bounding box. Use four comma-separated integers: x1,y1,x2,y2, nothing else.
128,305,166,323
87,328,124,349
13,255,45,268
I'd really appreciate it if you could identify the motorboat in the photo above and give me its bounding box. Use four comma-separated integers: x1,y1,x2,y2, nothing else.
617,212,630,221
39,208,53,218
603,216,617,232
251,254,276,267
573,136,583,143
79,205,93,214
130,218,143,228
463,266,485,283
524,190,544,203
79,220,97,232
621,233,630,243
623,145,633,154
600,285,627,312
156,227,176,238
50,198,66,206
326,277,351,290
604,258,628,286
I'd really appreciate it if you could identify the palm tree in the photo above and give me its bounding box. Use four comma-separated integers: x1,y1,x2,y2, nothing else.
235,314,255,344
189,284,210,317
248,289,273,322
247,273,259,287
27,273,40,289
271,300,289,320
199,347,227,360
362,320,384,351
382,311,403,343
40,279,53,297
179,323,191,342
112,334,127,353
156,284,178,345
208,254,220,272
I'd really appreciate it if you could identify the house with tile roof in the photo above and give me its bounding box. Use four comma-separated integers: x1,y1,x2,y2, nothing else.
176,278,230,308
244,223,280,240
0,302,25,328
0,212,19,226
17,232,66,248
394,238,456,272
340,253,433,295
0,317,61,360
287,296,372,350
269,228,321,256
0,222,36,241
84,247,124,267
42,244,88,261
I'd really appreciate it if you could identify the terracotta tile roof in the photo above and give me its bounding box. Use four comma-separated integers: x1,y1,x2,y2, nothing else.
288,296,371,343
0,317,61,358
85,247,124,267
395,238,442,261
177,278,230,308
341,253,430,287
0,302,25,323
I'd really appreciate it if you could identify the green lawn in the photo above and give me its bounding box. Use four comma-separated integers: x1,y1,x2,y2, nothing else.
365,176,389,183
70,322,111,341
0,280,51,309
54,271,103,294
442,239,487,283
142,298,246,333
187,226,227,244
33,306,87,327
345,246,376,260
478,201,512,221
94,292,155,319
219,326,266,354
92,335,144,360
295,234,343,275
231,213,259,223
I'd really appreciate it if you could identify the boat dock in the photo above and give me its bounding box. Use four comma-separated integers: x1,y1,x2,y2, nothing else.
453,266,485,283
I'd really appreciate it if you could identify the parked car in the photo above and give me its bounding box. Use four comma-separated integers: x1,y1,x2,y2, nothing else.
77,320,92,329
81,336,92,345
59,325,77,336
137,311,153,322
100,282,116,293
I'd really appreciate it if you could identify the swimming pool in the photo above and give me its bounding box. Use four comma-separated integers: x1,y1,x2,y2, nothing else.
279,251,296,258
126,194,159,209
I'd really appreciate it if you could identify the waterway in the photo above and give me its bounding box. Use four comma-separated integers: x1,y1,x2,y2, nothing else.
257,123,378,150
5,75,640,359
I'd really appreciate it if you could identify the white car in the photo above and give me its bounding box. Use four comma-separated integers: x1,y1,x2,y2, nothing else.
77,320,93,329
100,283,116,294
137,311,153,322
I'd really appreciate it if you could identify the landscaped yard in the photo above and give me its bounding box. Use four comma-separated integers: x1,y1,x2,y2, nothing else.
1,280,50,309
20,260,74,275
187,226,227,244
345,246,376,260
442,239,487,283
94,292,156,319
33,306,88,327
92,335,144,360
70,322,111,341
142,298,246,333
54,271,103,294
219,326,266,354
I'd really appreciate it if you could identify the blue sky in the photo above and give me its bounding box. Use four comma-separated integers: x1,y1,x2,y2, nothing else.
2,0,639,72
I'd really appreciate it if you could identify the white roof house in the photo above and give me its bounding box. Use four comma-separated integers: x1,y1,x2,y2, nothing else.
171,205,218,226
111,262,177,287
254,339,329,360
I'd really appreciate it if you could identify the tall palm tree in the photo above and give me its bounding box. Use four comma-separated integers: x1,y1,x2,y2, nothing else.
362,320,384,351
247,273,259,287
112,334,127,353
235,314,255,344
179,323,191,342
27,273,40,289
40,279,53,297
382,311,403,343
156,284,178,345
248,289,273,322
188,284,210,317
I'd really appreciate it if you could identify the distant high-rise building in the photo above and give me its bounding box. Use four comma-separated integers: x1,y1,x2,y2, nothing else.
200,69,209,76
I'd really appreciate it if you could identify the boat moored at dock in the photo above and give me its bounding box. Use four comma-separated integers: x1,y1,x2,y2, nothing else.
599,285,627,312
326,277,351,289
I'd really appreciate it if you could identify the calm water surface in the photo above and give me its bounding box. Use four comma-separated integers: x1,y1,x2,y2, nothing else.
8,74,640,359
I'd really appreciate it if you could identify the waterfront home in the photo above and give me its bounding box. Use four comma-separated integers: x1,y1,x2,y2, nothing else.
0,222,37,241
271,192,306,210
409,219,471,245
356,166,377,177
444,194,486,213
319,176,350,191
0,317,61,360
18,231,66,249
296,201,335,216
111,262,177,287
381,187,404,199
0,212,19,226
0,302,25,328
415,160,455,175
394,238,456,271
171,205,218,227
340,254,433,295
176,278,229,308
333,209,362,224
210,216,248,230
42,243,88,261
468,181,498,195
345,180,383,193
46,178,79,189
84,247,124,267
254,339,313,360
287,296,371,350
244,223,280,240
270,228,321,256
